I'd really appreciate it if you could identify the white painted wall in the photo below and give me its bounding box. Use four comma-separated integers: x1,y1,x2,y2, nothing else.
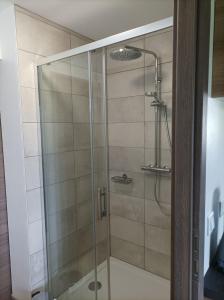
204,97,224,274
0,1,30,299
203,0,224,274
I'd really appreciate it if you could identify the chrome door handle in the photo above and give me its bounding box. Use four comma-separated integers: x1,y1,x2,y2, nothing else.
97,187,107,220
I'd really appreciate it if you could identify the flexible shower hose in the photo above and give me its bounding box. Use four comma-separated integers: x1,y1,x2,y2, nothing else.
153,105,172,216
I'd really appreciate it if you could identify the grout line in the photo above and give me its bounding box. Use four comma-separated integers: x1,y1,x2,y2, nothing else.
108,90,173,101
107,60,173,76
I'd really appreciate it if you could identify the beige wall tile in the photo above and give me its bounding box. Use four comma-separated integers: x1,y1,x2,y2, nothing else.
44,151,75,185
21,87,39,122
71,52,89,69
109,123,144,147
75,150,91,177
145,62,173,94
110,170,144,199
145,249,170,279
42,123,74,154
110,192,144,222
93,98,104,123
96,240,107,266
74,124,90,150
49,234,77,275
108,96,144,123
23,123,40,157
46,180,76,214
93,124,105,148
71,34,89,48
71,65,89,96
76,225,93,256
107,39,145,74
109,147,144,173
110,215,144,246
111,236,144,268
39,59,72,93
145,30,173,66
144,148,155,166
145,225,171,255
77,201,92,229
145,200,171,229
73,95,89,123
96,219,108,244
107,68,144,99
76,175,91,204
51,262,79,297
40,90,73,122
16,11,70,56
94,149,106,175
48,207,76,243
145,122,155,148
78,250,95,279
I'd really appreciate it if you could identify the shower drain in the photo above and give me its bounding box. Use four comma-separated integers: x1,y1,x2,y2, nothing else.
88,281,102,291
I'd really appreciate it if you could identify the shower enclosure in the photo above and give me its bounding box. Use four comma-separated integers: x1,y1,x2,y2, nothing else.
37,18,173,300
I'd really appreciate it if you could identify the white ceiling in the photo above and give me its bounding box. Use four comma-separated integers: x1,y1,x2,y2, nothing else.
14,0,173,40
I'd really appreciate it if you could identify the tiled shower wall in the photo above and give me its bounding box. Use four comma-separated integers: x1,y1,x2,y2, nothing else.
15,7,92,292
107,28,173,279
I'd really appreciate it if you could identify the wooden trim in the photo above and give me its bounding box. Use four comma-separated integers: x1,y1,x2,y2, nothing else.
211,0,224,97
172,0,197,299
172,0,210,299
192,1,210,299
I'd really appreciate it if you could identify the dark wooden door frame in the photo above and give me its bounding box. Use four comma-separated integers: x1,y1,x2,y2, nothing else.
172,0,211,299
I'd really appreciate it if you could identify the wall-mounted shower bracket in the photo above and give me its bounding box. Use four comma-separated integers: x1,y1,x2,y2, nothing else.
145,91,158,98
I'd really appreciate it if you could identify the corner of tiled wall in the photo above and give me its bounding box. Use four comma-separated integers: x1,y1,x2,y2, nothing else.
14,6,91,293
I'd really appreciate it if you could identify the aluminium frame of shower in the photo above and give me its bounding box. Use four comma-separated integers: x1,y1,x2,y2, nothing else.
37,17,173,300
37,18,173,66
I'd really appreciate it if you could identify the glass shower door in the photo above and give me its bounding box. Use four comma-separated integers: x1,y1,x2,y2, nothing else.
38,49,109,300
89,48,110,300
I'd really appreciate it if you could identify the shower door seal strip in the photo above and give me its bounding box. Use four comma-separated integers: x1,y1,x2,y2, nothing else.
88,51,98,300
37,17,173,66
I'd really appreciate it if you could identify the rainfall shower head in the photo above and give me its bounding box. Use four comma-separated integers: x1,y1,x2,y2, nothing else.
110,46,142,61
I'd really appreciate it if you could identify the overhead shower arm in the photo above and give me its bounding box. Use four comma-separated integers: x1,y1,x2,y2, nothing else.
125,45,160,100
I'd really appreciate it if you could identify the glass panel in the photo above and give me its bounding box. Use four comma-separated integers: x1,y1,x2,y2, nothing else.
38,53,96,300
37,26,173,300
90,48,110,300
106,31,172,300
